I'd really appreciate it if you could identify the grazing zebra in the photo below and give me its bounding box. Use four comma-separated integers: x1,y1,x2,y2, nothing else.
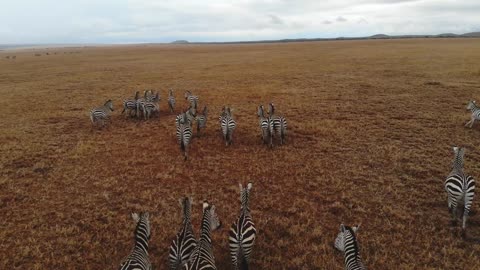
119,212,152,270
445,147,475,233
229,183,256,270
185,106,197,127
465,100,480,128
195,106,208,137
122,91,140,117
142,93,160,120
169,197,197,270
90,100,114,128
268,103,287,145
220,106,236,146
334,224,365,270
257,105,272,147
177,117,193,161
168,89,176,113
184,90,199,107
184,201,222,270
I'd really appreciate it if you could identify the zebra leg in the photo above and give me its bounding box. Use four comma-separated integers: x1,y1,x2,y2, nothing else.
450,202,458,226
470,118,475,128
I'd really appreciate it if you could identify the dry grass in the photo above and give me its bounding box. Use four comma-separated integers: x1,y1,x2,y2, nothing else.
1,38,480,269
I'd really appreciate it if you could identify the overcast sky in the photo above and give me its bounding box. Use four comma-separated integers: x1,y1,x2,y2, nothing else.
1,0,479,44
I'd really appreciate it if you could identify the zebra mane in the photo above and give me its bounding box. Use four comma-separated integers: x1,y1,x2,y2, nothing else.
344,225,361,260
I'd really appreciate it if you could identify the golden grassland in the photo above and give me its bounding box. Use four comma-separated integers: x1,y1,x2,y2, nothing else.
1,39,480,269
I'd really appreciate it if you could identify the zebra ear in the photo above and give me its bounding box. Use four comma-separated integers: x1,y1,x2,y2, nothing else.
239,183,243,192
203,201,209,211
178,198,184,207
340,224,345,232
247,182,253,190
353,224,360,233
131,213,140,223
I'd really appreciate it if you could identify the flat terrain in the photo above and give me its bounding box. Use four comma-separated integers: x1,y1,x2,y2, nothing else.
1,39,480,269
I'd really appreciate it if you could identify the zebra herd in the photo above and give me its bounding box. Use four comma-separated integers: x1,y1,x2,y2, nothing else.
119,183,256,270
90,89,288,160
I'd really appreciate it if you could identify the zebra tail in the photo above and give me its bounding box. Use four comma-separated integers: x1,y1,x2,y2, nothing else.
239,250,249,270
89,111,94,124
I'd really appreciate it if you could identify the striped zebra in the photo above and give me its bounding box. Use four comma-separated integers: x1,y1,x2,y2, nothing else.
168,89,176,113
229,183,256,270
119,212,152,270
136,90,154,118
195,106,208,137
465,100,480,128
334,224,365,270
184,201,222,270
142,93,160,120
268,103,287,145
257,105,272,147
185,105,197,127
177,116,193,161
169,197,197,270
122,91,140,117
220,106,236,146
185,90,199,107
445,147,475,233
90,100,114,128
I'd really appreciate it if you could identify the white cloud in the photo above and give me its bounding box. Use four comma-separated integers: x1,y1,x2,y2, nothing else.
0,0,479,43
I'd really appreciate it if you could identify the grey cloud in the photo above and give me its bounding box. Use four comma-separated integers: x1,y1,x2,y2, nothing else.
268,15,285,25
336,16,347,22
323,20,332,25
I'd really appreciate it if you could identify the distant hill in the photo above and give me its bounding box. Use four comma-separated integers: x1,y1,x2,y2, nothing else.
436,33,458,37
171,40,189,44
462,32,480,37
370,34,390,39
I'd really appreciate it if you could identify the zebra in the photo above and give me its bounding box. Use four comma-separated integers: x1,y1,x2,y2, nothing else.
169,197,197,270
122,91,140,117
185,105,197,127
185,90,199,107
334,224,365,270
465,100,480,128
90,100,114,128
119,212,152,270
168,89,176,113
142,93,160,120
220,106,236,146
184,201,222,270
177,116,193,161
257,105,272,147
12,56,16,59
445,146,475,234
136,90,154,118
195,106,208,137
229,183,256,270
268,103,287,145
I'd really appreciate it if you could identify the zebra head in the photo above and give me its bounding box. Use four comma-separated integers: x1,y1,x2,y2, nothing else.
467,100,477,111
268,103,275,116
169,89,174,96
239,182,253,211
334,223,360,252
104,100,114,111
203,201,222,231
131,212,151,241
257,105,265,118
185,90,192,100
179,197,193,221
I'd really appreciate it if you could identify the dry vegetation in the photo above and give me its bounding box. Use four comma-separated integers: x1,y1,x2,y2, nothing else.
1,39,480,269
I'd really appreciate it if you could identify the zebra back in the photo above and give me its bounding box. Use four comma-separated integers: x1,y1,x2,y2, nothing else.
90,100,114,126
176,120,193,160
185,202,221,270
334,224,365,270
169,197,197,270
229,183,256,270
119,212,152,270
169,89,176,112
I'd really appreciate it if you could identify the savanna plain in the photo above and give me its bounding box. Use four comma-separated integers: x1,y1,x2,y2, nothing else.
1,39,480,269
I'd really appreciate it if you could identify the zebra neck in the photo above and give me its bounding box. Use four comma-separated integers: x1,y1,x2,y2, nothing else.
198,214,213,251
452,157,464,173
470,104,480,112
344,245,362,266
133,237,149,255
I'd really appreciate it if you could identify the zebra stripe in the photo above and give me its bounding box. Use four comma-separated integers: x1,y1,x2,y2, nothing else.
229,183,256,270
185,90,199,107
122,91,140,117
465,100,480,128
169,89,176,113
196,106,208,137
220,107,236,146
334,224,365,270
136,90,155,118
268,103,287,145
445,147,475,231
119,212,152,270
257,105,272,147
177,118,193,161
142,93,160,120
90,100,114,127
170,197,197,270
184,202,222,270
